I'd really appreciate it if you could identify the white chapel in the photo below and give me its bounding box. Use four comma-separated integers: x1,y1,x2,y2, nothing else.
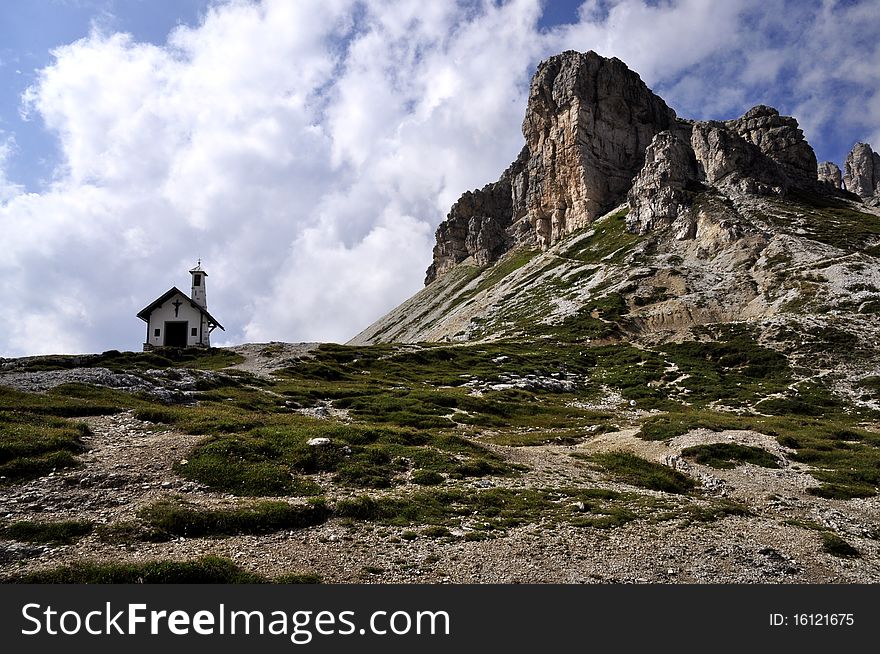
137,263,224,350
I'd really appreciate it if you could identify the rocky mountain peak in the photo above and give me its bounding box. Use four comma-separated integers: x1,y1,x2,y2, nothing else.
626,104,819,235
817,161,842,188
425,51,827,284
520,50,677,242
844,142,880,205
425,50,676,283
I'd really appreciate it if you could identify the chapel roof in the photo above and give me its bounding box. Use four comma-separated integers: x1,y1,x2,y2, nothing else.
136,286,224,330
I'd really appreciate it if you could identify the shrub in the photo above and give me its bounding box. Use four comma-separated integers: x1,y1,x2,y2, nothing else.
422,525,451,537
411,470,444,485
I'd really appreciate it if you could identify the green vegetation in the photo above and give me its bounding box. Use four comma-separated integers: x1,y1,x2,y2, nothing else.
578,451,696,494
422,525,452,538
679,499,751,523
1,298,878,589
539,293,630,341
332,485,736,533
0,383,139,419
560,208,637,264
334,487,629,531
768,191,880,256
0,405,88,483
5,555,266,583
681,443,780,469
639,407,880,499
138,498,330,538
176,415,513,494
11,347,244,373
638,411,743,441
456,249,538,304
821,532,860,558
411,469,445,485
4,321,875,505
660,329,792,406
1,520,93,545
480,423,613,446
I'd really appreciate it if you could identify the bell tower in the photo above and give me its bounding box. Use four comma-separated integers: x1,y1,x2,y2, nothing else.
190,260,207,308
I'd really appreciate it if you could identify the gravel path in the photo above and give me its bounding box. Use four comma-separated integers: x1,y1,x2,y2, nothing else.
224,342,320,378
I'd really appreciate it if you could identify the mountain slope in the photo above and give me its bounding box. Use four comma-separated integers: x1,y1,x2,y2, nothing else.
351,51,880,396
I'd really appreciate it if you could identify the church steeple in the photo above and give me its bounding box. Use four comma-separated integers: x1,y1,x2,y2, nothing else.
189,260,207,308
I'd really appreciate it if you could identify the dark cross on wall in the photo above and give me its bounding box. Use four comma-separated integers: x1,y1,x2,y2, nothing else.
172,299,183,317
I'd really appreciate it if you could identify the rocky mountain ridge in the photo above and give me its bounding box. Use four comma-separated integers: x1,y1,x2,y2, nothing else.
425,50,679,284
423,50,852,285
355,51,880,356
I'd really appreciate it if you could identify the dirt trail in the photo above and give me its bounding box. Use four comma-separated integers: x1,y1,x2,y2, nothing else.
0,413,209,528
224,342,319,378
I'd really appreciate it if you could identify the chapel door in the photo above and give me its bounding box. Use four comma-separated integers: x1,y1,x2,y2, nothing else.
164,321,188,347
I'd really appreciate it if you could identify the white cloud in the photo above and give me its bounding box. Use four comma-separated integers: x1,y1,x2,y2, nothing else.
0,135,24,201
0,0,879,357
552,0,758,89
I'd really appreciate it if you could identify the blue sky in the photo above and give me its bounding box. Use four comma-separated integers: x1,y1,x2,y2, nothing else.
0,0,878,356
0,0,210,190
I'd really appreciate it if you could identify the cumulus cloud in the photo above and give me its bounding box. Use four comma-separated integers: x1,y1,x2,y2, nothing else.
0,135,23,201
549,0,880,162
0,0,878,356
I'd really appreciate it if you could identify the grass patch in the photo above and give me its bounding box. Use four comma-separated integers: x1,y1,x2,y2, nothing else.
5,555,265,583
422,525,452,538
638,412,743,441
680,499,751,523
560,208,637,264
640,407,880,499
681,443,781,469
660,330,792,405
821,532,860,558
176,411,514,495
481,423,613,446
578,451,696,494
138,498,330,538
0,408,88,483
453,249,538,307
11,348,244,373
535,294,629,341
411,469,444,485
767,191,880,256
333,486,684,533
2,520,93,545
0,383,148,418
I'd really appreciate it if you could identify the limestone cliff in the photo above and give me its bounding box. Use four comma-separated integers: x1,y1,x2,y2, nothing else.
844,142,880,206
626,106,818,235
425,50,676,284
818,161,842,189
425,51,825,283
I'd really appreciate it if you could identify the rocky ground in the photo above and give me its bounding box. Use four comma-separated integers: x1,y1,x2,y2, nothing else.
224,341,319,378
1,345,878,583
